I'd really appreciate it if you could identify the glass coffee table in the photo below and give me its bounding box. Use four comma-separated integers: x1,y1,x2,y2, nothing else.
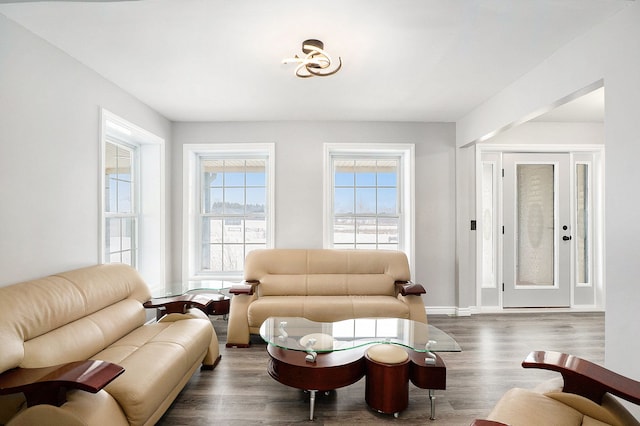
260,317,461,420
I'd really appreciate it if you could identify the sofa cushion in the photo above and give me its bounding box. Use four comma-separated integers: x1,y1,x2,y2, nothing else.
258,274,396,297
22,299,145,368
247,295,411,328
93,319,213,425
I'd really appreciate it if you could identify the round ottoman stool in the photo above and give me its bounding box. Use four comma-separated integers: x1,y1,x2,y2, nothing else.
364,344,410,417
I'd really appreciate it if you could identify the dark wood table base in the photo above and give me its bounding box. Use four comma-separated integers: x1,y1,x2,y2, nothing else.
266,344,447,420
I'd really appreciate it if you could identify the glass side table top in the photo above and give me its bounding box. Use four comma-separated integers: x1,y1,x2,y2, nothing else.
163,280,238,297
260,317,461,354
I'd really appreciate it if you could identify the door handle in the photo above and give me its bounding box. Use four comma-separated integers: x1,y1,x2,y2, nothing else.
562,235,572,241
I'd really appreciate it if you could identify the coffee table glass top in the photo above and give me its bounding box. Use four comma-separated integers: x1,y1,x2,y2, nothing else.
260,317,461,354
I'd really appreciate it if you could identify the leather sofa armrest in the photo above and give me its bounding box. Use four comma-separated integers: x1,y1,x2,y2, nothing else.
143,293,219,314
395,281,426,296
229,280,259,295
522,350,640,405
0,360,124,408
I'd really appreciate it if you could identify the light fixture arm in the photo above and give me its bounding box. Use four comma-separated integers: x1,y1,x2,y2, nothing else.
282,39,342,78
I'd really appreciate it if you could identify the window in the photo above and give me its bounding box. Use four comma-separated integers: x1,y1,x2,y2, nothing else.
324,144,414,265
100,109,165,296
104,141,137,266
184,144,274,281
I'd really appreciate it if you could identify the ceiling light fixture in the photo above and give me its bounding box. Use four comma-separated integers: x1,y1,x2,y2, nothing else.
282,39,342,78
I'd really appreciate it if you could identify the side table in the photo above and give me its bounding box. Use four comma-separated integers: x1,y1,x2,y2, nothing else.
144,293,230,320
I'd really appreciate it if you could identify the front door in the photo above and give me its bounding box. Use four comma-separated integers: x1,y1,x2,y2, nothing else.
502,153,572,308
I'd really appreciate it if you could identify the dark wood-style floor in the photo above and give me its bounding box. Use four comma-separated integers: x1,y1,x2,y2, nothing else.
156,312,604,425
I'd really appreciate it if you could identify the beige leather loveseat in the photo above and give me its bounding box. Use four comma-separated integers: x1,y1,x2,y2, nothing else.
226,249,427,347
0,264,220,426
475,351,640,426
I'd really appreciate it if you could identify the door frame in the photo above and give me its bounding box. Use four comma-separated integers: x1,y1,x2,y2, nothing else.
474,144,605,311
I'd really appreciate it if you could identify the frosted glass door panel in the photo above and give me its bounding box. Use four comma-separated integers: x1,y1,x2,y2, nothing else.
503,153,570,308
516,164,555,287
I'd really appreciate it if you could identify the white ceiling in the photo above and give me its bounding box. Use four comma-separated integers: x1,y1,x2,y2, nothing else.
0,0,623,122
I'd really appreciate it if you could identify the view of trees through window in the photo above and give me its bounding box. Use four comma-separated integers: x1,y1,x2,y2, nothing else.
199,158,267,273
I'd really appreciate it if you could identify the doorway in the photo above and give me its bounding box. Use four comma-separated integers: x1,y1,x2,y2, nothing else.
477,147,603,310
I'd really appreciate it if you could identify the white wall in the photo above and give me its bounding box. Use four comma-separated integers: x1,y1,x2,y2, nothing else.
0,14,171,286
171,121,457,308
486,122,604,146
456,0,640,407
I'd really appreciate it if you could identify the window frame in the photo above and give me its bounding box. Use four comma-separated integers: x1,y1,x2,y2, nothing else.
323,143,415,271
99,109,166,296
183,143,275,282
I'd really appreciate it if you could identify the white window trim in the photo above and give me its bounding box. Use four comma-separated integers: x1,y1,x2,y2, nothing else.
183,143,275,282
323,143,415,274
99,108,166,296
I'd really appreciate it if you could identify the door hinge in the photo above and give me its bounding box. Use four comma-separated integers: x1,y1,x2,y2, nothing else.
502,226,504,235
502,168,504,177
502,283,505,291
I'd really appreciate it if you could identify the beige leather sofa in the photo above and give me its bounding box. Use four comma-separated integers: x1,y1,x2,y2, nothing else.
226,249,427,347
0,264,220,426
476,351,640,426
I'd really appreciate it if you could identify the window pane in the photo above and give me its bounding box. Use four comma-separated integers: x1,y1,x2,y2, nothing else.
204,244,223,271
201,160,224,186
224,188,245,214
355,218,376,244
107,177,118,212
121,250,132,265
378,217,398,244
334,188,354,214
576,164,589,284
355,188,376,214
378,171,397,186
246,159,266,185
205,188,224,214
105,217,135,267
335,160,354,186
246,218,266,244
203,218,222,244
224,171,244,187
355,160,376,186
334,217,355,244
223,219,244,243
246,187,265,213
121,218,134,250
482,163,496,288
223,245,244,271
117,179,132,213
106,217,121,254
377,188,397,214
105,143,133,214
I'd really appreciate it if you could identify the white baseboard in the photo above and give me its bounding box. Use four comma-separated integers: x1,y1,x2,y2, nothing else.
427,305,604,316
425,306,472,316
